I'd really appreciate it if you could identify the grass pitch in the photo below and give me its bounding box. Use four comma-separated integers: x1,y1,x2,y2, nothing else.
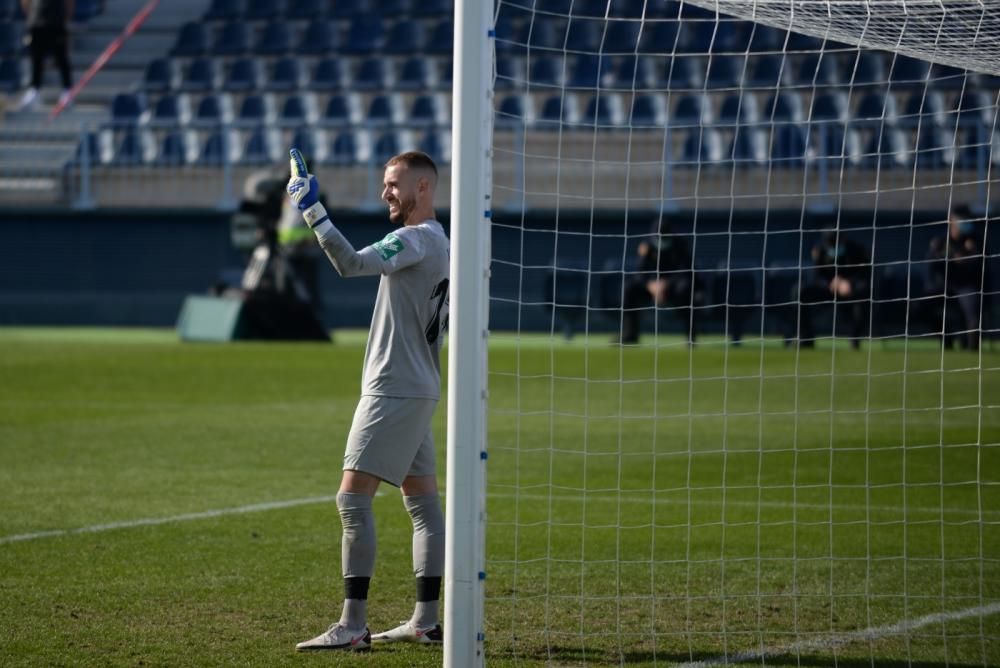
0,328,997,667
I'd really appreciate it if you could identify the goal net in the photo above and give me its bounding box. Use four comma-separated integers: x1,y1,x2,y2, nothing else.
480,0,1000,665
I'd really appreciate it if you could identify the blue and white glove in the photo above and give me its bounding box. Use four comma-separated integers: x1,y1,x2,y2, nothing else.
286,148,329,229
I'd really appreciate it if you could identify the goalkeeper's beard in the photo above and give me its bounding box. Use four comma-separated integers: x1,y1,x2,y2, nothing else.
388,194,415,225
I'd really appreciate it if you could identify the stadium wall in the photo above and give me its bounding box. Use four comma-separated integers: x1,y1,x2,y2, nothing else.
0,208,994,335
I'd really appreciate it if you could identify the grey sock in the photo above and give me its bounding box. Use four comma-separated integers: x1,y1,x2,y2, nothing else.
403,493,445,578
339,598,368,631
412,599,439,629
337,492,376,578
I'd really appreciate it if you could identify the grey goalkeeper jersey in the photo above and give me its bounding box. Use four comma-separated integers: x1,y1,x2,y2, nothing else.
314,218,449,400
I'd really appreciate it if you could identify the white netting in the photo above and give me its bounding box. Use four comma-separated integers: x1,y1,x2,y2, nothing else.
483,0,999,665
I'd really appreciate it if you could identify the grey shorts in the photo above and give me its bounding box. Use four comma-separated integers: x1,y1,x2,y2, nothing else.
343,395,438,487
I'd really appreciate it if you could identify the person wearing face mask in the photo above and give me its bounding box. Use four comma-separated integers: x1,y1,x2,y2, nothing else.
792,230,872,349
925,204,985,351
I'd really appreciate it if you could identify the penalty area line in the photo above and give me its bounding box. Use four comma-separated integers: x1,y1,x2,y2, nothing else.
679,601,1000,667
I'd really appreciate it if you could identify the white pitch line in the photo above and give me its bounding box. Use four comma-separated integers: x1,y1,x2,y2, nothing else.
0,495,340,545
679,601,1000,667
0,488,992,546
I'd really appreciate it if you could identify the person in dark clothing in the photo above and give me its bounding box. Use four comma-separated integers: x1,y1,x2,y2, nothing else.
616,218,697,345
925,205,985,351
16,0,75,111
795,231,872,349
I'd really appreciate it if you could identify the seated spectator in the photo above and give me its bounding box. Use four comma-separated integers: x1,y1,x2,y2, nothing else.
925,204,985,351
616,218,698,345
794,231,872,349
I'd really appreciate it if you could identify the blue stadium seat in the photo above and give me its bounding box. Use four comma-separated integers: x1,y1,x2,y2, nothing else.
344,15,385,54
240,127,277,165
286,0,326,19
380,0,413,14
676,19,714,54
638,21,679,55
222,57,261,92
0,0,21,20
493,10,517,55
329,0,374,17
747,25,785,53
912,123,955,169
320,93,360,127
234,93,274,127
898,89,946,128
179,57,217,92
956,124,994,169
288,127,324,165
864,126,909,168
672,93,711,127
141,58,177,93
153,130,194,166
278,93,315,127
661,55,703,89
311,57,347,91
539,93,581,128
143,93,190,127
419,129,451,164
746,54,789,89
847,51,886,86
718,92,760,126
298,20,338,54
425,19,454,55
629,93,667,127
323,130,362,165
71,0,100,17
0,57,22,93
373,130,405,162
529,57,562,87
928,63,967,90
245,0,282,21
853,90,899,126
438,58,452,89
764,91,803,123
398,56,434,91
515,17,558,51
172,22,208,57
711,20,751,53
254,21,290,55
726,127,766,166
110,92,145,125
610,56,656,90
952,89,994,129
265,57,303,92
769,123,809,168
383,19,424,55
354,57,391,91
568,54,612,89
786,31,823,52
411,0,450,16
680,127,723,165
606,0,645,19
809,122,862,168
192,93,232,127
582,94,624,127
409,93,448,127
705,54,745,89
365,93,403,126
110,128,151,166
795,52,839,86
197,128,237,165
565,18,600,53
889,55,931,87
605,21,641,53
213,22,249,56
809,90,848,122
204,0,242,21
495,94,533,128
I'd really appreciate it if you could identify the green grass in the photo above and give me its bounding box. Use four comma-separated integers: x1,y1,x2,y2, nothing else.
1,328,998,667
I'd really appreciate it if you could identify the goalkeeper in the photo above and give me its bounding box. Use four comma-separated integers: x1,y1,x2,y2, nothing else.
286,149,450,652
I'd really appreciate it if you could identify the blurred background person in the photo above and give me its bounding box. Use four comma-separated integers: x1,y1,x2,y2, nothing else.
794,230,872,349
16,0,75,111
925,204,986,351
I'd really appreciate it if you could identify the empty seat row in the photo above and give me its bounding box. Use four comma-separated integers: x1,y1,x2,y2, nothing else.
0,0,103,22
203,0,451,21
126,91,449,129
143,56,450,94
72,126,451,168
172,17,453,57
495,90,999,130
497,53,982,93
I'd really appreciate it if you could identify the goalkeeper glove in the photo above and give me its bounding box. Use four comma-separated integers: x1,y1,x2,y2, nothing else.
286,148,329,229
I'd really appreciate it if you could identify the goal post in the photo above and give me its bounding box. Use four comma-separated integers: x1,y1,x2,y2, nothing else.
444,0,492,666
458,0,998,665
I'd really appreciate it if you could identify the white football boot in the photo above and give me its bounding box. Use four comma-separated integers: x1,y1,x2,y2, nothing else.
372,620,443,645
295,623,371,651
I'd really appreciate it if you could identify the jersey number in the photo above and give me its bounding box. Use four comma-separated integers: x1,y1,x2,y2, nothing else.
425,278,449,345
